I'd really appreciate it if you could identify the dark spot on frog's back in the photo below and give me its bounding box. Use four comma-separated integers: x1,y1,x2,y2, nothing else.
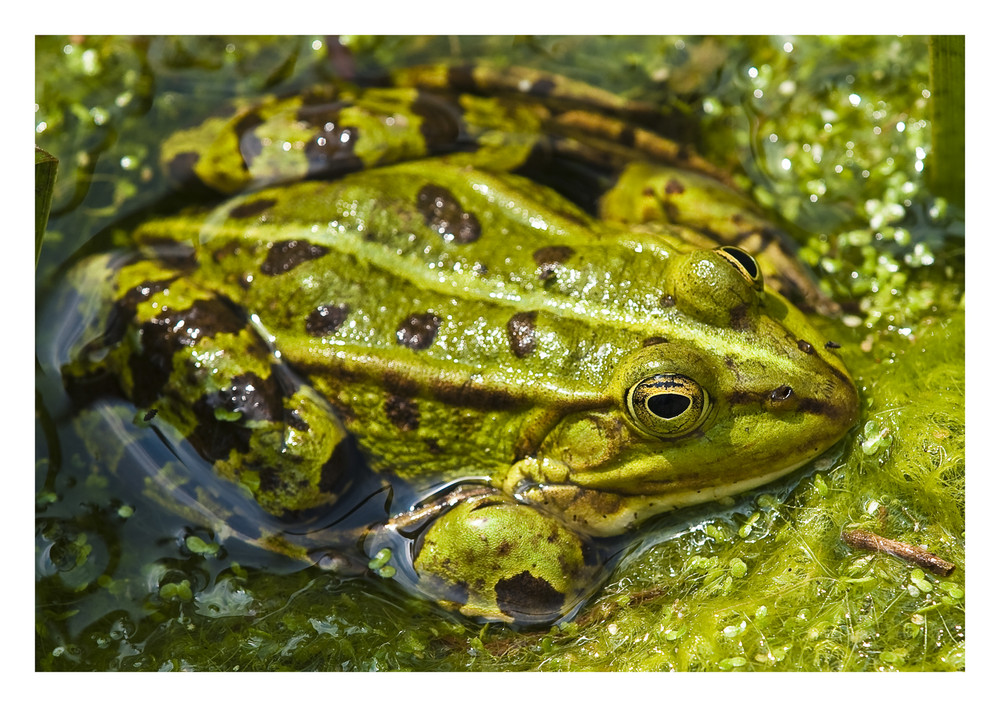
232,111,265,166
416,184,481,244
188,368,319,467
410,91,467,148
165,151,201,188
528,78,557,97
178,298,252,344
211,241,241,266
494,571,564,621
385,394,420,432
129,298,249,407
188,407,252,461
286,409,310,431
445,64,477,91
256,466,282,495
260,240,329,276
507,311,538,358
109,277,173,343
396,312,442,350
305,304,349,337
204,371,284,425
298,107,364,174
229,198,276,220
317,436,359,496
532,245,574,281
187,370,284,461
665,178,685,195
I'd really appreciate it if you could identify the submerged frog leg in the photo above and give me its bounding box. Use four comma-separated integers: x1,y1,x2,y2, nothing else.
391,63,655,116
62,252,356,519
160,78,547,196
546,110,737,186
364,486,607,625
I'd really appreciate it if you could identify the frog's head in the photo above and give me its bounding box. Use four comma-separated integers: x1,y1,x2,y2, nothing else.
516,247,859,535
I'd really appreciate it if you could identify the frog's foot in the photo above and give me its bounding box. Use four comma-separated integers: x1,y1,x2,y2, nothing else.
364,485,607,626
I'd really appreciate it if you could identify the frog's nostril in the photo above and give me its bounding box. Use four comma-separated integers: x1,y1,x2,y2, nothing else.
770,385,793,401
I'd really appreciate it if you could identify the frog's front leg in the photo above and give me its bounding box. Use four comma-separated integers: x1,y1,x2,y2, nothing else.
62,253,355,518
365,485,607,625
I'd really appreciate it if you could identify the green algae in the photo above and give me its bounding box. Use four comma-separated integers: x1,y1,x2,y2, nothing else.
35,35,963,671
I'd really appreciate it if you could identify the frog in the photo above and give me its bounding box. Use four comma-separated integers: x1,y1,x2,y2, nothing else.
49,64,859,626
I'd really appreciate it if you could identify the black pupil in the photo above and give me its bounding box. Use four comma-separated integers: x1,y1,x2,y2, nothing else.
647,393,690,419
722,247,759,280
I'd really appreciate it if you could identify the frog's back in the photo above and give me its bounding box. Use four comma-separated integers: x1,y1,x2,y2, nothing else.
128,161,685,476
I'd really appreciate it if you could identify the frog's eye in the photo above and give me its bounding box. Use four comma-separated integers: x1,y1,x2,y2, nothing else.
716,246,763,290
626,374,709,438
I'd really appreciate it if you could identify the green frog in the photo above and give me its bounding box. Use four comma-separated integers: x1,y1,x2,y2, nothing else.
51,65,858,626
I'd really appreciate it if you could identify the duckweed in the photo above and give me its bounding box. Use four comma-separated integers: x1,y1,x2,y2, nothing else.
185,536,220,557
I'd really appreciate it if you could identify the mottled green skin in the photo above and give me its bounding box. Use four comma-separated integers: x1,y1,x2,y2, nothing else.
61,74,858,625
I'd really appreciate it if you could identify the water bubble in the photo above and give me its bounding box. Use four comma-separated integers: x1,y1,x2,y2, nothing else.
89,106,108,126
81,49,98,75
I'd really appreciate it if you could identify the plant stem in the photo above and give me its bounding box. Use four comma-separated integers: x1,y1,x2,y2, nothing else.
35,147,58,266
928,36,965,207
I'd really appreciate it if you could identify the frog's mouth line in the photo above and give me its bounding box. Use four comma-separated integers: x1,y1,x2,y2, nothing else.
518,454,829,537
629,458,816,511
